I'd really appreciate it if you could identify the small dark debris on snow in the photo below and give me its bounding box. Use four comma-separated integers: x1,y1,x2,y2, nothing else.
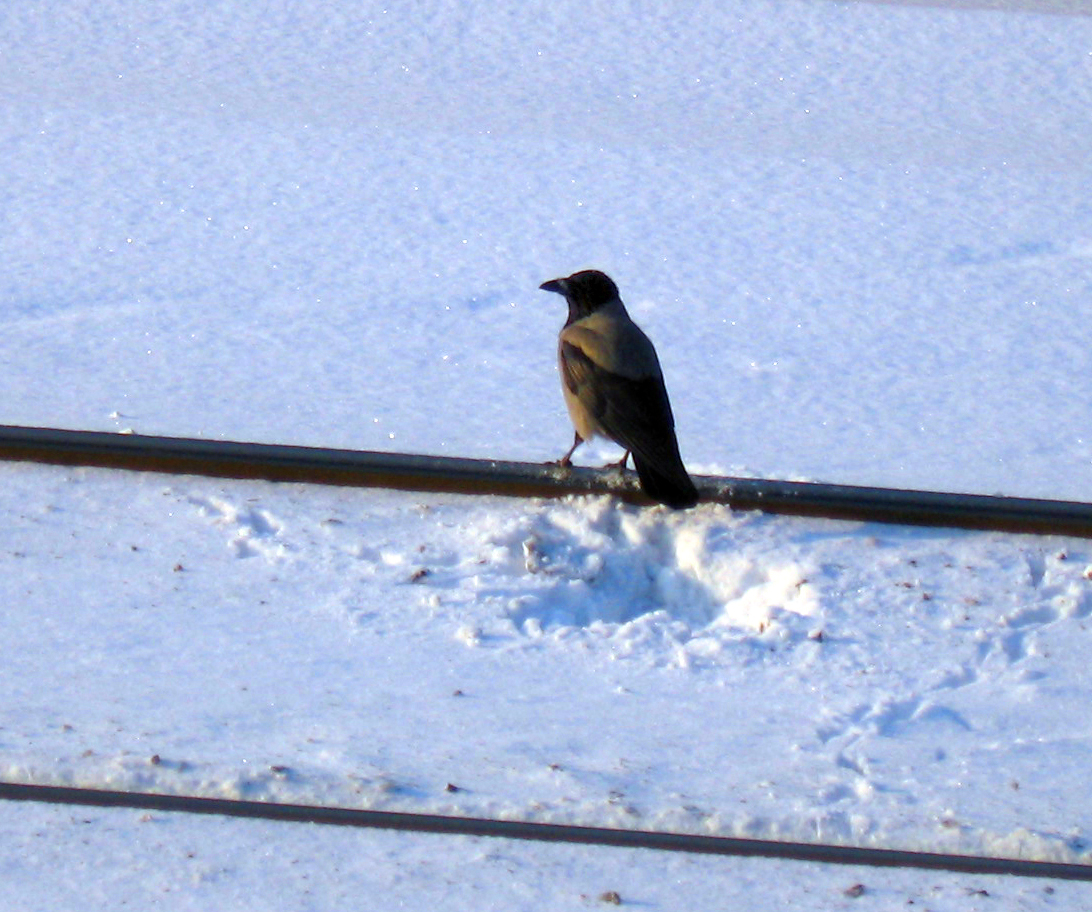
149,754,161,765
173,563,184,572
452,689,465,697
843,883,865,898
270,765,291,776
409,568,430,583
445,782,462,793
598,891,622,905
809,629,824,642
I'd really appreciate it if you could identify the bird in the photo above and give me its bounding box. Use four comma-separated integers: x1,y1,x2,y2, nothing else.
539,269,699,509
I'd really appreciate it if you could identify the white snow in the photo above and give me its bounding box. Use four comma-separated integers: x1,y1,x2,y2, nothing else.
3,1,1092,908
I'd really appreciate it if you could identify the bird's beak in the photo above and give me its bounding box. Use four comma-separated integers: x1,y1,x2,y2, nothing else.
539,278,567,295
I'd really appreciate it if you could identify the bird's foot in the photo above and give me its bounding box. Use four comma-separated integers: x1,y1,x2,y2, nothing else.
603,451,631,475
554,433,582,469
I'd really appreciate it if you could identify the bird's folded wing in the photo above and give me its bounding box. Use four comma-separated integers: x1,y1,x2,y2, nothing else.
560,318,660,379
559,339,682,466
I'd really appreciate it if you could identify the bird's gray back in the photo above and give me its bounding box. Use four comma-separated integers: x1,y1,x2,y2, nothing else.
558,301,662,380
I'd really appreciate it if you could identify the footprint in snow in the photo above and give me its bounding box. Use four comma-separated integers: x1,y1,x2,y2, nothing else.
187,494,288,561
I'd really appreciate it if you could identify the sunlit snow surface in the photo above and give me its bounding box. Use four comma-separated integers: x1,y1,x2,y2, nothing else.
4,0,1092,908
4,469,1092,887
3,0,1092,498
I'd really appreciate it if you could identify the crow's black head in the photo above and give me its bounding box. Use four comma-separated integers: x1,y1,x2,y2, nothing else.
539,270,621,323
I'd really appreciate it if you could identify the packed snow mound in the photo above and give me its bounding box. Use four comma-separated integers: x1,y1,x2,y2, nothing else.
484,497,817,637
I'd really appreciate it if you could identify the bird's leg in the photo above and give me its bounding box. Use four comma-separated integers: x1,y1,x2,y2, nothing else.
604,450,631,475
556,431,583,468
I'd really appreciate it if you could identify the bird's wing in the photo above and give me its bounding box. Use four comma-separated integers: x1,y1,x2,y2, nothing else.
559,338,681,467
561,311,662,379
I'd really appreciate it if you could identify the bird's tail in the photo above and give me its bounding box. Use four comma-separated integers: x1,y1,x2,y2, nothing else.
633,453,699,509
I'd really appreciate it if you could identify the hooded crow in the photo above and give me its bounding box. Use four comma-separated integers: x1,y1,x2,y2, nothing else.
539,269,699,509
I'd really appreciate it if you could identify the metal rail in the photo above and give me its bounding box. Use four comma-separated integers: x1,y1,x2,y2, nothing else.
2,424,1092,536
1,781,1089,881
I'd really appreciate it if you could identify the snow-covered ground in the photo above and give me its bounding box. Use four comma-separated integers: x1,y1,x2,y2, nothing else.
3,1,1092,908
